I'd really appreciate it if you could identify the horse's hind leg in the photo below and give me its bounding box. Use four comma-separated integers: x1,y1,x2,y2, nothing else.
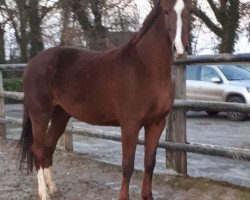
29,111,51,200
30,106,69,200
141,117,166,200
43,106,70,197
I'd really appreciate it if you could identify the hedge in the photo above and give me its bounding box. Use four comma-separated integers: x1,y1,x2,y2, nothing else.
3,78,23,103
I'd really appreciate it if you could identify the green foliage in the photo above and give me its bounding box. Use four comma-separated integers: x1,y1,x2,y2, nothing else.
3,77,23,103
3,77,23,92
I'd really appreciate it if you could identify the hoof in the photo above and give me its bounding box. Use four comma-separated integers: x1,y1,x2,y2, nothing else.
40,194,51,200
142,197,154,200
142,193,154,200
49,186,61,198
49,190,61,198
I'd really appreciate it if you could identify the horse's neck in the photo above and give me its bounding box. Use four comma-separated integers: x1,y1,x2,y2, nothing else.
135,14,173,80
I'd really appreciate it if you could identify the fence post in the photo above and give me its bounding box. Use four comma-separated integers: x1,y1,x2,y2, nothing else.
0,70,6,138
166,64,187,174
58,118,73,151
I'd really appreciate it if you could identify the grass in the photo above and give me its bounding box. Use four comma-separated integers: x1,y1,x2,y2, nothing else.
167,176,210,192
238,191,250,200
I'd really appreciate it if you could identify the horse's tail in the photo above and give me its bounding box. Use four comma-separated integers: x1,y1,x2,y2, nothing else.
19,100,34,173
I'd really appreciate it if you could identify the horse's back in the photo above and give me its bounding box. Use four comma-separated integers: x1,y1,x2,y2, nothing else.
25,46,109,73
24,46,115,91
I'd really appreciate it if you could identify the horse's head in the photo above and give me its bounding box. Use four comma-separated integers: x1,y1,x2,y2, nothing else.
160,0,190,58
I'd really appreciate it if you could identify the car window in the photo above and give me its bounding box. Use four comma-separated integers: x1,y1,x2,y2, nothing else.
200,67,220,82
218,65,250,81
186,66,200,80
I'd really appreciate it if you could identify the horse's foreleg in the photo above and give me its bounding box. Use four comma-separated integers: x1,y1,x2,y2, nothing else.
142,117,166,200
119,124,140,200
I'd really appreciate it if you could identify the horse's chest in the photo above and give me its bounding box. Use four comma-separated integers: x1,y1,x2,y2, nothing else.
143,89,173,123
153,95,171,114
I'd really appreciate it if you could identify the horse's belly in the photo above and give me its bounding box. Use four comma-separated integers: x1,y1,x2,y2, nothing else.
59,101,119,126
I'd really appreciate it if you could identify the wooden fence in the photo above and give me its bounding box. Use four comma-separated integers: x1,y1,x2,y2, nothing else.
0,53,250,175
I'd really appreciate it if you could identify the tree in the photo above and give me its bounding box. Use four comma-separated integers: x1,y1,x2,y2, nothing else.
69,0,107,50
27,0,56,57
192,0,240,53
240,1,250,43
104,0,139,32
0,23,5,63
4,0,29,62
69,0,139,50
1,0,56,62
0,1,6,63
90,0,107,49
59,0,72,46
28,0,44,57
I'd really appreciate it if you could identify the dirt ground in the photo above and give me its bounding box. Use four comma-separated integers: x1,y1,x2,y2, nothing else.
1,139,250,200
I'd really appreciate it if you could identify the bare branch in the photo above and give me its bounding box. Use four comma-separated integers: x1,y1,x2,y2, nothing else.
191,7,222,37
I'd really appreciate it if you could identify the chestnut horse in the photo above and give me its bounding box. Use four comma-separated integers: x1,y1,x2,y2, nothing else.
19,0,190,199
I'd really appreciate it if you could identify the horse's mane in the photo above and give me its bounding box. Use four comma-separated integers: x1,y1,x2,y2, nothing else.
131,0,162,44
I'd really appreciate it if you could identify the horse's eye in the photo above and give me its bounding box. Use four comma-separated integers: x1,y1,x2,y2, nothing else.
165,10,171,15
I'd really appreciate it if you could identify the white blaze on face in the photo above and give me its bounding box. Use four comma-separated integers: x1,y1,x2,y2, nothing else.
174,0,185,57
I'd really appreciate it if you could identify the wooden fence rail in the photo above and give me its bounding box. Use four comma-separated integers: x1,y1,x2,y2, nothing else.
1,116,250,162
0,53,250,175
2,90,250,112
175,53,250,65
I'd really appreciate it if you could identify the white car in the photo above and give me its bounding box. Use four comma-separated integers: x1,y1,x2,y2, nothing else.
186,64,250,121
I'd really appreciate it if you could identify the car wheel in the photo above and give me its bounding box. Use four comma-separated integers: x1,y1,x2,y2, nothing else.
206,111,219,116
227,96,248,121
